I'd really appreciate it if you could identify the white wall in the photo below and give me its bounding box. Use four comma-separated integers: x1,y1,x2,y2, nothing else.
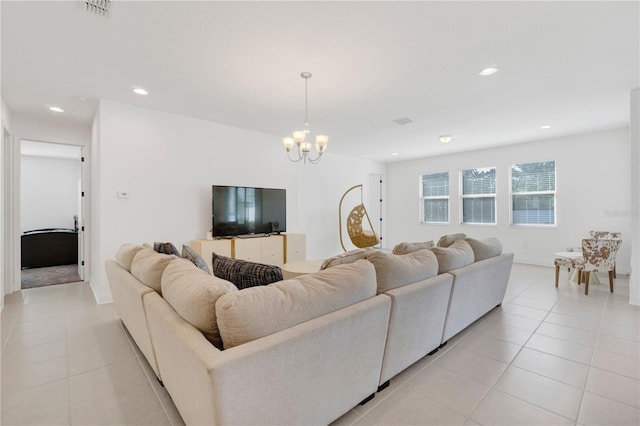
630,88,639,306
1,97,12,309
91,99,384,303
386,128,632,274
11,115,91,147
20,155,80,232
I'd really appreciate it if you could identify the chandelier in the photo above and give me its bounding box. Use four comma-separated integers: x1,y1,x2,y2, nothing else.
282,72,328,164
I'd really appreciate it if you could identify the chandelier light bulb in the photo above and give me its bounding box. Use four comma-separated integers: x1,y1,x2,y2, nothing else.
283,137,295,151
293,131,306,143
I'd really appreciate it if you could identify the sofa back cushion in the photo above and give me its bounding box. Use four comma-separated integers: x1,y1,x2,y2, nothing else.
130,248,177,294
391,241,435,255
430,240,475,273
365,249,439,294
212,253,283,290
319,248,372,270
464,237,503,261
437,233,467,247
161,258,238,349
115,244,145,272
215,260,376,349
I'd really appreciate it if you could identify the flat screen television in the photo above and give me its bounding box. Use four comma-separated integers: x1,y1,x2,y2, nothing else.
212,185,286,237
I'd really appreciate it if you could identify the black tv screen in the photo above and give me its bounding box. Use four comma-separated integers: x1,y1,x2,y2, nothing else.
212,186,286,237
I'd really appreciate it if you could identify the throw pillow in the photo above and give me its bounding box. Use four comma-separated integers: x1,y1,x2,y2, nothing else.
430,240,474,273
215,260,376,349
161,258,238,350
391,240,435,255
211,253,283,290
182,244,211,274
153,241,180,256
365,249,439,294
130,248,177,294
464,237,503,261
436,233,467,248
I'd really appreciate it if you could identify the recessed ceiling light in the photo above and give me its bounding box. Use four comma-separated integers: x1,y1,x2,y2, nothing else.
133,87,149,95
540,125,552,129
439,135,452,143
48,106,64,113
391,152,399,156
478,67,499,76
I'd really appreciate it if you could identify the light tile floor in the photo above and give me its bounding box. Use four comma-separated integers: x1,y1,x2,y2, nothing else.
1,264,639,425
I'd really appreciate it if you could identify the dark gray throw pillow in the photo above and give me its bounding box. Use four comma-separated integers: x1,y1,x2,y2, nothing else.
211,253,283,290
153,241,180,256
182,245,211,274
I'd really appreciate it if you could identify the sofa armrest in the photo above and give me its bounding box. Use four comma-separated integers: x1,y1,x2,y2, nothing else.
105,260,161,379
379,273,453,384
146,291,391,426
442,253,514,342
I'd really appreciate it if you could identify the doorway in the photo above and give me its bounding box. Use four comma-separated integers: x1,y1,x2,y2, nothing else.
368,173,385,249
20,140,85,289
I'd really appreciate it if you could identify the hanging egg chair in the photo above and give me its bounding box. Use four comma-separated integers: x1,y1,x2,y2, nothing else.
339,184,380,251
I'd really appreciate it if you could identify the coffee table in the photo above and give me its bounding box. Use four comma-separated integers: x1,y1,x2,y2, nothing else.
282,259,324,279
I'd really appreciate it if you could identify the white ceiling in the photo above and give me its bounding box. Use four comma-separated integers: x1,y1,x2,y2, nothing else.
2,1,638,162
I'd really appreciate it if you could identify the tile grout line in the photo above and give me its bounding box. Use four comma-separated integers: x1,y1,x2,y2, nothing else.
65,283,73,426
118,320,177,425
465,279,588,424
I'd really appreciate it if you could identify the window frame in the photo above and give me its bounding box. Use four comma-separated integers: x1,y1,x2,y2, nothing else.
419,171,450,224
459,166,497,225
509,160,557,227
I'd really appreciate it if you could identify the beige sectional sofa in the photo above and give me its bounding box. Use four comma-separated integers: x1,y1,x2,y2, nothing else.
106,248,391,425
106,236,513,425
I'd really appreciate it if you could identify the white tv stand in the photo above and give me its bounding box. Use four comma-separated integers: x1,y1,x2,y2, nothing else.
190,233,306,272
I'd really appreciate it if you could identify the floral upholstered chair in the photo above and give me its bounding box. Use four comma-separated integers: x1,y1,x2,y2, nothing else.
572,238,621,295
589,231,621,278
589,231,622,239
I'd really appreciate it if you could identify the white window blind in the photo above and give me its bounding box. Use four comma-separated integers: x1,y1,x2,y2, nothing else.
461,167,496,224
511,161,556,225
420,172,449,223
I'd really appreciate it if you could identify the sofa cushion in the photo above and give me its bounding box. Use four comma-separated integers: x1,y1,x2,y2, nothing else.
182,244,211,274
130,248,177,294
430,240,475,273
153,241,181,256
391,241,435,255
320,248,372,270
216,260,376,349
437,233,467,247
212,253,283,290
115,243,145,272
465,237,503,261
365,249,439,294
161,258,238,349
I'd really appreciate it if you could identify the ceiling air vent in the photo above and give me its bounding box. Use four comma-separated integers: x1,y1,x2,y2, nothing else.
392,117,413,125
84,0,111,16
